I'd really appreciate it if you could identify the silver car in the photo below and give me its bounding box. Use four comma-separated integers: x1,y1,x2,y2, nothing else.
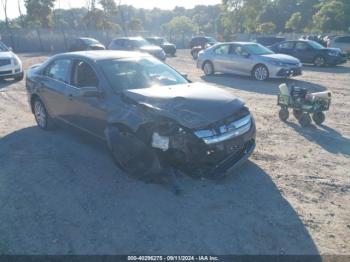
197,42,302,81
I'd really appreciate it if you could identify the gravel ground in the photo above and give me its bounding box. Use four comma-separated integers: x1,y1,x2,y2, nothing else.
0,50,349,255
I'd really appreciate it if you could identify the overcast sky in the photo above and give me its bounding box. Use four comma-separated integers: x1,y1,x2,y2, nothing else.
2,0,221,19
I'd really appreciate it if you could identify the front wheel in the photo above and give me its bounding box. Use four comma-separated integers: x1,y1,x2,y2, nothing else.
109,131,162,181
203,61,214,75
312,112,325,125
33,98,55,130
299,113,311,127
253,64,269,81
314,56,326,67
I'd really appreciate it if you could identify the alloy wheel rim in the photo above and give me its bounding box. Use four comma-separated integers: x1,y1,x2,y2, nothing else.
34,101,46,127
255,66,268,80
204,63,212,75
315,57,324,66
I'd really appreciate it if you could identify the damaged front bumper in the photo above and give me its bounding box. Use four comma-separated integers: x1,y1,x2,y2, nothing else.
154,114,256,178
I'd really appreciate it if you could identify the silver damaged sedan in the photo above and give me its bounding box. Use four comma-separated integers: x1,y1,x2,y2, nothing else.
197,42,302,81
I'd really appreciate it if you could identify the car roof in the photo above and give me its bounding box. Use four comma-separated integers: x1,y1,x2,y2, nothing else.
55,50,152,61
216,42,256,45
146,37,163,39
78,37,97,41
112,37,145,41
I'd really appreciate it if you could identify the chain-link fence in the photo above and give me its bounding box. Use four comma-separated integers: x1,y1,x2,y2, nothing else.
0,28,306,53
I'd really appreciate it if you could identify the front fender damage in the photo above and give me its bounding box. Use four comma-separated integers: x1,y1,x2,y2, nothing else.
105,125,162,180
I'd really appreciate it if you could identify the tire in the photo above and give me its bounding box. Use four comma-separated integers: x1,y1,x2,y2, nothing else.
314,56,326,67
279,108,289,121
109,132,162,181
33,98,55,130
203,61,214,75
253,64,269,81
299,113,311,127
14,72,24,81
312,112,325,125
293,109,302,120
192,50,199,60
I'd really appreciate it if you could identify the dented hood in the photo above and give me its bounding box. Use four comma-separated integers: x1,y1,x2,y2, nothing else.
122,83,245,129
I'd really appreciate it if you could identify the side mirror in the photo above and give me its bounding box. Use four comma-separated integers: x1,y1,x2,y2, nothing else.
8,47,13,51
243,53,251,58
79,86,103,98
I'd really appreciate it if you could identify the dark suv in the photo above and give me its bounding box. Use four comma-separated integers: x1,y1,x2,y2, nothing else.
190,36,218,59
145,37,176,56
189,36,217,49
68,37,105,51
108,37,166,61
25,51,256,179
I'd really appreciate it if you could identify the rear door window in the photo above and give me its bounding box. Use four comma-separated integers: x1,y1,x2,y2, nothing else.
279,42,294,50
214,44,230,55
295,42,309,50
44,59,71,83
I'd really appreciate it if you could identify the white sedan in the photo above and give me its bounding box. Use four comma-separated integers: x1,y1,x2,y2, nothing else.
0,41,24,81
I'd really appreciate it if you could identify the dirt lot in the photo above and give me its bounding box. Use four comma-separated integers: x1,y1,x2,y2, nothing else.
0,50,349,255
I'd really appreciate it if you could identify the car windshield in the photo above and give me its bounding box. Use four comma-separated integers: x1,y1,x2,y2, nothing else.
82,38,100,45
244,44,274,55
100,57,188,91
308,40,324,49
132,39,151,47
0,42,9,52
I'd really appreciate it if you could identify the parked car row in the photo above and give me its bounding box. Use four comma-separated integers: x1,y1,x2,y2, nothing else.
68,36,177,61
193,35,348,81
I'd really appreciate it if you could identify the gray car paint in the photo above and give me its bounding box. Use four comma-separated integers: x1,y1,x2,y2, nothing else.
197,42,302,78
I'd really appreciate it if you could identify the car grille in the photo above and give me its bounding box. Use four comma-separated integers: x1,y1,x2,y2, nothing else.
0,59,11,67
0,70,12,75
194,114,252,145
284,62,299,67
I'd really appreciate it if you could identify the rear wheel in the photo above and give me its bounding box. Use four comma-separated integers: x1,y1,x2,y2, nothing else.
253,64,269,81
33,98,55,130
279,108,289,121
312,112,325,125
314,56,326,67
203,61,214,75
299,113,311,127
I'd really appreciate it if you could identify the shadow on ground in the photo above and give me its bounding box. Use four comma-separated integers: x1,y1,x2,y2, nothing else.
287,122,350,156
201,74,327,96
0,126,320,256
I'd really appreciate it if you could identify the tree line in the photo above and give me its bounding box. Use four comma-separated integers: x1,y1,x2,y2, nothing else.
0,0,349,37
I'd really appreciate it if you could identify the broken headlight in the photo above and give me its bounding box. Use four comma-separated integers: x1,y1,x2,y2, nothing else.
152,132,170,151
194,114,252,145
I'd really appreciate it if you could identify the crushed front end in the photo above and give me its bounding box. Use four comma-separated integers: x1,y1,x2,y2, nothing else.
150,109,256,178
